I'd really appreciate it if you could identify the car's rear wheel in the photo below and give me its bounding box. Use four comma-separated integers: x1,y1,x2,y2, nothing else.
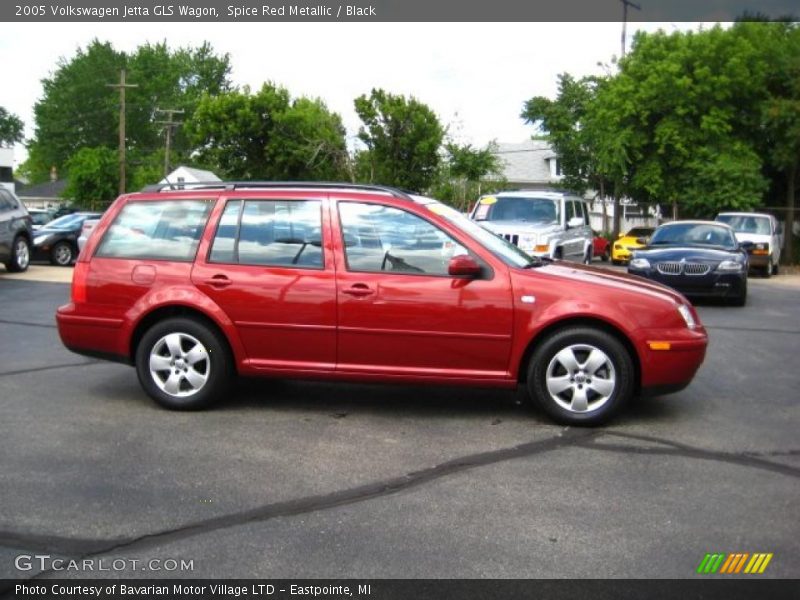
601,246,610,262
135,317,231,410
5,236,31,272
50,241,74,266
527,327,634,426
772,261,779,276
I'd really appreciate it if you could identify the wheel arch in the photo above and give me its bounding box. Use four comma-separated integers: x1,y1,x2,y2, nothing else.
517,316,642,394
129,305,238,375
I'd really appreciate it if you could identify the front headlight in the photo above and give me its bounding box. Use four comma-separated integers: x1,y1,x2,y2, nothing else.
677,304,697,329
629,257,651,269
717,260,743,272
33,235,49,246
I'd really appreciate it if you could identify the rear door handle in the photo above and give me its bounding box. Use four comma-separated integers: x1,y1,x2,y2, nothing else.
204,275,232,288
342,283,375,298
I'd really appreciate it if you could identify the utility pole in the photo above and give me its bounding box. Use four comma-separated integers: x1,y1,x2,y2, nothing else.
155,108,184,177
107,69,138,195
620,0,642,58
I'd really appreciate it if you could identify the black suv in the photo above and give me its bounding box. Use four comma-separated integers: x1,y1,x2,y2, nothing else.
0,188,33,272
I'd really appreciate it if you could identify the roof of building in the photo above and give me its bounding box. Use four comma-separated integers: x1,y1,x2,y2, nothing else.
492,140,557,184
16,179,67,199
161,166,221,184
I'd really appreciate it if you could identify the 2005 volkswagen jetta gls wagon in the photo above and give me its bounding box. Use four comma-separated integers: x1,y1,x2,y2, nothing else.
56,183,708,425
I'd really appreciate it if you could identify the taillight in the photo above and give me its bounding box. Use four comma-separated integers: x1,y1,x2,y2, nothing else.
72,262,88,303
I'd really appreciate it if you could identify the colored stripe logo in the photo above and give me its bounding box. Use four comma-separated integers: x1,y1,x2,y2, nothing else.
697,553,773,574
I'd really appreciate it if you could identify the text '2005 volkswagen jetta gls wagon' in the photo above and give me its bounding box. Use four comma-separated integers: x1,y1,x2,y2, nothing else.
56,183,708,425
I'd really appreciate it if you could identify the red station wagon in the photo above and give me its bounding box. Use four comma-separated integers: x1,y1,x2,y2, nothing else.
56,183,708,425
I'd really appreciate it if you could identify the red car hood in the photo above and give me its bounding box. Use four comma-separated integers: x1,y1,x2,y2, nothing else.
533,262,689,306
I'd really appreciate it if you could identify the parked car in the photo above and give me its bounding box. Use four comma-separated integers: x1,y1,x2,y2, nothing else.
612,226,655,265
627,221,749,306
469,190,594,263
0,188,33,273
27,208,55,230
715,212,783,278
57,183,708,425
77,218,100,253
592,231,610,262
32,212,102,266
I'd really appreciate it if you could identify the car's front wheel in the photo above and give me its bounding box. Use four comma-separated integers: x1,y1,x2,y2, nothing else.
135,317,231,410
5,236,31,272
50,241,74,266
527,327,634,425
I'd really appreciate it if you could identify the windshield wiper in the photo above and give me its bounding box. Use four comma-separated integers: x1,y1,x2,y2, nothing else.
522,256,548,268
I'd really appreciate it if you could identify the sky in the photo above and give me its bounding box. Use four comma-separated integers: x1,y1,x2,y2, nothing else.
1,21,704,170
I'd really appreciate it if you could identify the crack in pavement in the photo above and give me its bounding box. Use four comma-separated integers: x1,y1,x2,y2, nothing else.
0,361,102,378
580,431,800,479
2,426,799,583
0,428,594,572
0,318,56,329
704,324,800,335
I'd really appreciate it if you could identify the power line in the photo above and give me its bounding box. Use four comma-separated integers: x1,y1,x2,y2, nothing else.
106,69,138,195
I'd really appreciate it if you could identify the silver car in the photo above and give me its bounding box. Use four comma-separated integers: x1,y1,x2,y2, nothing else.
715,212,783,277
469,190,594,263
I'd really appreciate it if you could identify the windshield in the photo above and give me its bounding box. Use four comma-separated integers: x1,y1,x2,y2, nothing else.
650,223,737,250
424,202,536,268
625,227,654,238
45,214,85,229
473,196,560,224
716,214,771,235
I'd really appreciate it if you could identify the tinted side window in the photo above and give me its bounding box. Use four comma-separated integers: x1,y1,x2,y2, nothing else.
339,202,467,276
209,200,241,263
566,200,576,221
0,190,12,212
211,199,323,268
96,200,212,261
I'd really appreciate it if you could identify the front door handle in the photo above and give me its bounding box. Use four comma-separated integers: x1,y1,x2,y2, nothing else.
204,275,232,288
341,283,375,298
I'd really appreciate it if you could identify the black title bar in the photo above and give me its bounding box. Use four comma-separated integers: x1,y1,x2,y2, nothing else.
3,0,799,22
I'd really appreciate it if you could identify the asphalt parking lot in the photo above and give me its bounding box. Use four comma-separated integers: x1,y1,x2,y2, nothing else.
0,265,798,580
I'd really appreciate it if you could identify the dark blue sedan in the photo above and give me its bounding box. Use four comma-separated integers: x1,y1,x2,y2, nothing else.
627,221,749,306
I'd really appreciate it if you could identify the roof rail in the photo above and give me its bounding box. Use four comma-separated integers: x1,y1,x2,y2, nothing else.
140,181,416,202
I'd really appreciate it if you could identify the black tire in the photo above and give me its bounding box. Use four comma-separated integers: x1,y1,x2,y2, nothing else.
526,327,634,426
5,236,31,273
611,259,623,266
135,317,231,410
601,247,610,262
728,280,747,307
763,256,773,278
772,259,779,276
50,241,74,266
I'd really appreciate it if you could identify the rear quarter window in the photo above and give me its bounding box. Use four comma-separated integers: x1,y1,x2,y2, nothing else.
95,200,212,261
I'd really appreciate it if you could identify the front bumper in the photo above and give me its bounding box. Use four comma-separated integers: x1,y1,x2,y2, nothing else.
628,268,746,299
635,326,708,392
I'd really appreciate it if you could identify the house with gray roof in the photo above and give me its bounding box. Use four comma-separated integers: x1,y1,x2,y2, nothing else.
490,140,564,189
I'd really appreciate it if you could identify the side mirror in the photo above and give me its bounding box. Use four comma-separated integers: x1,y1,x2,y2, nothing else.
567,216,584,229
448,254,482,278
635,237,648,245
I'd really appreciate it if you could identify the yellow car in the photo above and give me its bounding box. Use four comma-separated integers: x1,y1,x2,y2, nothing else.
612,227,655,265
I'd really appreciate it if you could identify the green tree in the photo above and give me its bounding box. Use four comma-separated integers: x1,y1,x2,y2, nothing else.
186,83,348,181
0,107,24,146
736,20,800,263
62,146,119,209
23,39,231,184
440,141,502,210
354,89,445,191
522,74,624,233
